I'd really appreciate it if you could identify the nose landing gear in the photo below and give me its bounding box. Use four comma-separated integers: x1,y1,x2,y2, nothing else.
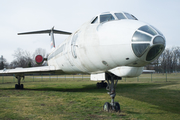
103,73,121,112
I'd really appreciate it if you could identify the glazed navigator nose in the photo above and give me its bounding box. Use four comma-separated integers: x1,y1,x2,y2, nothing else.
131,25,166,61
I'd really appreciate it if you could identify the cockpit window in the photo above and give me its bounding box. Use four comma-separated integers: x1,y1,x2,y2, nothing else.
115,13,126,20
150,25,164,36
131,15,138,20
153,36,165,45
100,14,115,23
138,25,157,36
124,13,136,20
132,31,152,42
132,44,150,57
146,45,165,61
91,16,98,24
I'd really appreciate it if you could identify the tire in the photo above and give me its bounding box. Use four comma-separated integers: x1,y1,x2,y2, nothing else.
103,102,111,112
20,84,24,89
114,102,120,112
15,84,18,89
103,82,107,88
96,83,100,88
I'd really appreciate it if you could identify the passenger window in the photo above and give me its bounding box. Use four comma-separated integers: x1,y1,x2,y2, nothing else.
100,14,115,23
91,17,98,24
115,13,126,20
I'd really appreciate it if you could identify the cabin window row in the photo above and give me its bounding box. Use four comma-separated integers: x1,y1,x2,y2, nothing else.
48,44,66,60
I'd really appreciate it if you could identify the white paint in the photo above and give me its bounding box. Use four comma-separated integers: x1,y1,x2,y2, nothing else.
91,73,105,81
108,66,144,78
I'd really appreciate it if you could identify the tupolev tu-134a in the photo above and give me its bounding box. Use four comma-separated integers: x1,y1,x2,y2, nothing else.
0,11,166,112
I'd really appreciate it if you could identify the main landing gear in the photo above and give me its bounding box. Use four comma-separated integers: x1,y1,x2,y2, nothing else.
15,75,25,89
103,73,121,112
96,81,107,88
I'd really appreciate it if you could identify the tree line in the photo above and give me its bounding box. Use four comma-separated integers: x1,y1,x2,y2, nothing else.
1,47,180,73
146,46,180,73
0,48,47,69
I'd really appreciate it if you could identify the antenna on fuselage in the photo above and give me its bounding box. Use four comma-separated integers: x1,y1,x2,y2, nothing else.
18,27,72,50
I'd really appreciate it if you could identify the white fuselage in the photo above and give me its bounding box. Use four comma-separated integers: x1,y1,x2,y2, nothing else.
47,18,165,78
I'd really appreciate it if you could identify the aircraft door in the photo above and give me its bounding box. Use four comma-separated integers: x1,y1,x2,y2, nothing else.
71,32,79,58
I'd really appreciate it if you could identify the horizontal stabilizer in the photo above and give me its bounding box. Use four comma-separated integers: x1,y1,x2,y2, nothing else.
18,29,72,35
17,27,71,50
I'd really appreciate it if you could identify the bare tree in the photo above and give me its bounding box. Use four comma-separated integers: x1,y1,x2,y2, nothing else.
33,48,47,58
0,56,8,70
11,48,33,68
157,46,180,73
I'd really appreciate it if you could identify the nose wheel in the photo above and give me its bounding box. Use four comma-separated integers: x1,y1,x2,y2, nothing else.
103,73,121,112
103,102,120,112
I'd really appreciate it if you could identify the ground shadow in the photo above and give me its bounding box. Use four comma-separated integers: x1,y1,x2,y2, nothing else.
117,82,180,114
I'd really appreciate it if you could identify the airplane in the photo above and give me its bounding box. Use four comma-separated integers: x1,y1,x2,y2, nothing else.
0,11,166,112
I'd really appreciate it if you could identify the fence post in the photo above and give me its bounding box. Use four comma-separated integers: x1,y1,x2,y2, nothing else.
166,71,167,82
151,73,152,82
13,74,15,82
125,78,126,82
2,75,4,83
49,74,51,81
73,75,74,80
41,74,43,82
137,77,139,82
82,74,83,80
65,75,66,80
33,74,34,82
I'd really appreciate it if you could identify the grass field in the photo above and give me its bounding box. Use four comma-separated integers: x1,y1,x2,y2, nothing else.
0,74,180,120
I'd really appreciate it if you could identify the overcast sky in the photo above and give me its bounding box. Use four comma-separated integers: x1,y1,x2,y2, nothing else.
0,0,179,63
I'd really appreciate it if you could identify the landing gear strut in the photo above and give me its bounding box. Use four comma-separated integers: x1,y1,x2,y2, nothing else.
103,73,121,112
15,75,24,89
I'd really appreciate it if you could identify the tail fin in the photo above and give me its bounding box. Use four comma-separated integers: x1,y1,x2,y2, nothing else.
18,27,72,50
50,27,55,49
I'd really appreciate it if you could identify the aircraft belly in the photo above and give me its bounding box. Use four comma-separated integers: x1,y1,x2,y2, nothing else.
108,66,144,78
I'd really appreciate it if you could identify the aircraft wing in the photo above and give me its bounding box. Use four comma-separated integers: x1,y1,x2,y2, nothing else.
0,66,64,75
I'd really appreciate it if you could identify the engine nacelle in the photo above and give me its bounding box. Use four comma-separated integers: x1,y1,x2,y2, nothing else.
35,55,44,65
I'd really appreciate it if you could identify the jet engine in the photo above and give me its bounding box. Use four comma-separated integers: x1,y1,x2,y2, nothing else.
35,55,44,65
